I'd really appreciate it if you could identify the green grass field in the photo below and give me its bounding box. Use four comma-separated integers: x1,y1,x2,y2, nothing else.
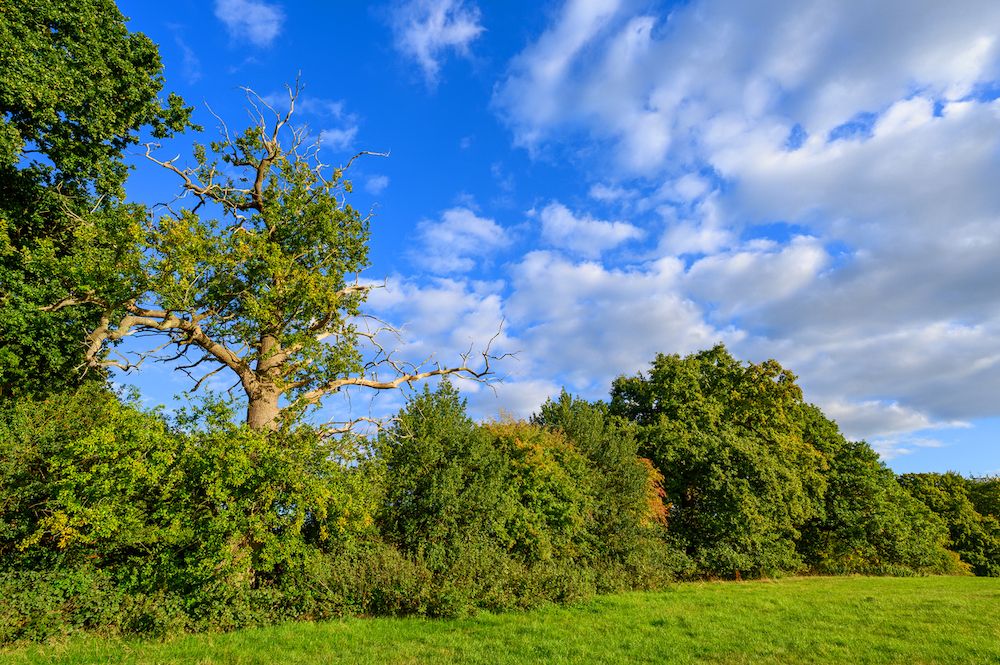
5,576,999,664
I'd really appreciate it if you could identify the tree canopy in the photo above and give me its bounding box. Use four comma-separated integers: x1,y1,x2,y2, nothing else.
44,86,498,430
0,0,191,398
609,345,828,576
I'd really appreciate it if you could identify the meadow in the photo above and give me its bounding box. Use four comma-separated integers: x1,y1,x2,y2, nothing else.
6,576,999,664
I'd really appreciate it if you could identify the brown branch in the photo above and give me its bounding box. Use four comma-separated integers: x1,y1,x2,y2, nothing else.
40,295,109,312
83,303,258,394
296,319,509,406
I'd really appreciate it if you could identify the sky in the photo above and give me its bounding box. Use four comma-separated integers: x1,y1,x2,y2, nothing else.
114,0,1000,475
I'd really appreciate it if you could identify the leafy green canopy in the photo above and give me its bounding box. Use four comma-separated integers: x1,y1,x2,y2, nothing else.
900,472,1000,576
0,385,381,637
0,0,191,398
379,383,682,601
796,405,960,575
380,382,597,568
0,0,190,196
610,345,828,576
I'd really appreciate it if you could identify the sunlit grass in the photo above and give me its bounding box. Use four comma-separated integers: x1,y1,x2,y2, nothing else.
6,576,999,664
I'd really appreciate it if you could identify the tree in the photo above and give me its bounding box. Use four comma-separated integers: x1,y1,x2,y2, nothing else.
899,472,1000,576
0,0,191,398
533,391,670,559
796,405,959,575
967,476,1000,519
609,345,827,577
46,86,499,430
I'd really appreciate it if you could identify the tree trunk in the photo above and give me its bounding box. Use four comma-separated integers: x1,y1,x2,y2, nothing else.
246,384,281,430
246,333,282,430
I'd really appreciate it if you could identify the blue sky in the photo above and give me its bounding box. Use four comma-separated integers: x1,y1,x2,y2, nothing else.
115,0,1000,475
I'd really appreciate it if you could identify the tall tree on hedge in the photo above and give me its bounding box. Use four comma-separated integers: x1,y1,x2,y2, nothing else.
0,0,191,398
46,86,499,430
609,345,827,577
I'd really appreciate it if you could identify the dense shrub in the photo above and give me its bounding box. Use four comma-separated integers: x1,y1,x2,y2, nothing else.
0,384,182,571
0,387,389,640
899,472,1000,576
796,405,963,576
377,382,686,615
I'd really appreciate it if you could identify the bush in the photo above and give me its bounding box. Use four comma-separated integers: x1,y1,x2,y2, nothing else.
899,472,1000,576
377,383,682,616
797,406,962,576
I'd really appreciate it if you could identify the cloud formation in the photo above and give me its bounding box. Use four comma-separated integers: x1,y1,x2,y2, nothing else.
214,0,284,47
537,202,643,258
485,0,1000,456
391,0,484,85
412,207,510,273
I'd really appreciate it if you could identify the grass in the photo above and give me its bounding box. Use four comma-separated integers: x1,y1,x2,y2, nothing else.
4,576,999,664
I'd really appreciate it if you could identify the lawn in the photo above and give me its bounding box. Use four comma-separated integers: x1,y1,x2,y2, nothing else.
5,576,999,664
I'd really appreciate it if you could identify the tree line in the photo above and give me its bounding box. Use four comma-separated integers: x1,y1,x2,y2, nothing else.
1,0,998,645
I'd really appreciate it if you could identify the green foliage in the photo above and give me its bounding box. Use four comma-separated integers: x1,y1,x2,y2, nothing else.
144,120,370,402
609,345,827,577
377,383,685,617
0,0,192,399
796,405,961,575
0,384,181,567
0,387,387,641
532,391,675,561
967,476,1000,519
899,472,1000,576
0,0,190,196
378,382,506,570
380,383,599,567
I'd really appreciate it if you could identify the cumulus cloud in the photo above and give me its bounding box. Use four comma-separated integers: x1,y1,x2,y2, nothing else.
821,399,963,443
365,174,390,195
319,126,359,151
588,182,636,203
364,274,510,385
506,251,726,392
213,0,284,47
684,236,829,319
412,207,510,273
496,0,1000,171
391,0,484,85
488,0,1000,458
537,202,643,258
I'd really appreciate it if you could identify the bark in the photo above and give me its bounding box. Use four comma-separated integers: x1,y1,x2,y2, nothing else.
246,384,281,431
247,334,282,430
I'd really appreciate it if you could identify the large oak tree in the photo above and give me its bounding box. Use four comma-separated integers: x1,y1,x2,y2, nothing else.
49,87,498,430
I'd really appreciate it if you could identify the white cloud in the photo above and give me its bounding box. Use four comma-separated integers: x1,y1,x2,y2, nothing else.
319,126,359,151
412,207,510,273
391,0,485,85
506,251,727,392
364,274,510,386
588,182,636,203
822,399,964,443
537,202,643,258
870,437,946,461
494,0,623,148
496,0,1000,172
365,174,390,195
684,236,829,319
490,0,1000,454
213,0,284,48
